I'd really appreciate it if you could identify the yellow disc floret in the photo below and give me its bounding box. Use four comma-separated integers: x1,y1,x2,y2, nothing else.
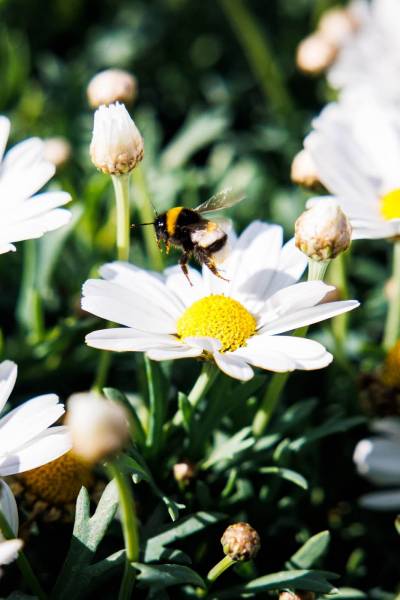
19,451,93,506
176,295,256,352
380,189,400,220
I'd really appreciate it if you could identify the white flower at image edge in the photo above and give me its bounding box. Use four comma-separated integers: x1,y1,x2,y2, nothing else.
353,417,400,510
0,359,71,510
0,479,22,576
82,222,359,381
0,116,71,254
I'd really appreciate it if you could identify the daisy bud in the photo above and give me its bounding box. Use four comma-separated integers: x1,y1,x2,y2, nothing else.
318,7,358,46
296,33,337,75
295,201,352,262
279,592,316,600
173,459,196,485
87,69,138,109
90,102,144,176
290,149,321,190
43,137,71,169
65,392,130,465
221,522,260,562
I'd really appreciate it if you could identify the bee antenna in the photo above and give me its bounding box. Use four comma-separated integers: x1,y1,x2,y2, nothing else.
131,222,154,228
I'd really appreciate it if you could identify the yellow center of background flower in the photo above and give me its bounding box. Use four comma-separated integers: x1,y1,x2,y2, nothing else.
19,451,93,506
176,295,256,352
380,189,400,220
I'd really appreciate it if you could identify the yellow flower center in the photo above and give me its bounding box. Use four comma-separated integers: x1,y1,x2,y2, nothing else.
176,295,256,352
380,189,400,220
19,451,93,506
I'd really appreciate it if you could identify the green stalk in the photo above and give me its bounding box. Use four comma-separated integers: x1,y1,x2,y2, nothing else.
219,0,294,123
131,165,163,271
16,239,45,342
92,350,112,394
0,509,47,600
188,362,219,407
112,174,131,262
328,253,349,352
308,258,330,281
383,240,400,350
207,555,235,583
107,463,139,600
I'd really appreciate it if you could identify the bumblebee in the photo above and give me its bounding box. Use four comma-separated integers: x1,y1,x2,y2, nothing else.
151,189,244,284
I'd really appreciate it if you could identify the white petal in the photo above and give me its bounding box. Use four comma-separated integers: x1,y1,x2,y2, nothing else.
164,265,205,307
0,426,71,476
359,489,400,511
146,345,203,361
185,337,254,381
86,328,182,352
266,238,307,298
0,539,22,566
0,361,17,413
0,481,18,536
263,300,359,336
353,438,400,485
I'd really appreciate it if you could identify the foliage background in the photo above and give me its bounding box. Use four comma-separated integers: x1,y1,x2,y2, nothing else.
0,0,397,597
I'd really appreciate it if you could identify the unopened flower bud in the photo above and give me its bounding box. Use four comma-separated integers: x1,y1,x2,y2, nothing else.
318,7,358,46
87,69,138,109
221,522,260,562
43,137,72,169
295,201,352,261
279,592,316,600
65,392,130,465
90,102,144,176
173,459,196,484
296,33,337,75
291,149,321,190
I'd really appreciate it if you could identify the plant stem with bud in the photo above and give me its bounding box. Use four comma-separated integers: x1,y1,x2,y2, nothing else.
112,174,131,261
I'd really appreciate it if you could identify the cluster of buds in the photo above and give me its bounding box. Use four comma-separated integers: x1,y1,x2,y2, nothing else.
295,200,352,263
65,392,131,465
296,6,359,75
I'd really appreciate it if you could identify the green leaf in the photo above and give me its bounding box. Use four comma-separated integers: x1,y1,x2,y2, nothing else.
202,427,254,470
133,562,206,590
103,387,146,446
395,515,400,535
321,589,367,599
178,391,193,433
286,531,331,569
144,511,224,562
259,466,308,490
145,357,167,456
272,398,318,434
290,416,365,451
214,569,339,598
51,481,119,600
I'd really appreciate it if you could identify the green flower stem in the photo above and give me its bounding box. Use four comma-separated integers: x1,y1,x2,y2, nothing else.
219,0,294,124
131,165,164,272
92,349,112,393
207,555,235,583
0,509,47,600
252,370,290,437
112,174,131,262
188,362,219,407
16,239,45,343
308,258,330,281
383,239,400,351
107,463,139,600
328,253,349,352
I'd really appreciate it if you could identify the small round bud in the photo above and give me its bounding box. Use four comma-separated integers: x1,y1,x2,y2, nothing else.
90,102,144,176
221,522,260,562
173,459,196,484
87,69,138,108
296,33,337,75
279,592,316,600
295,200,352,261
65,392,130,465
318,7,358,46
291,149,321,190
43,137,72,169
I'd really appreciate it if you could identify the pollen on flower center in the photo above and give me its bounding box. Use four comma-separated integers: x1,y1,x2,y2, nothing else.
19,451,93,506
176,295,256,352
380,189,400,220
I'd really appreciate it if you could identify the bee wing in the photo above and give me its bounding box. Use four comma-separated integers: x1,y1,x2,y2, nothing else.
194,188,245,214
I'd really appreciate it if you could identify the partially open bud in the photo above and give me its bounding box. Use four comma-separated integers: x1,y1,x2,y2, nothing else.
173,459,196,485
87,69,138,109
90,102,144,176
221,522,260,562
291,149,321,190
65,392,130,465
296,33,337,75
295,200,352,261
279,592,316,600
318,7,358,46
43,137,72,169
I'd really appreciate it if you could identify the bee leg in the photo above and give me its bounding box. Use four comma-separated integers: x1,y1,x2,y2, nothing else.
180,253,193,286
198,250,229,282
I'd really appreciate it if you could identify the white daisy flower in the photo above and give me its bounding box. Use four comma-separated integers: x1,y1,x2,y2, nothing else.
82,222,359,382
0,116,71,254
353,417,400,510
0,360,71,477
305,95,400,240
